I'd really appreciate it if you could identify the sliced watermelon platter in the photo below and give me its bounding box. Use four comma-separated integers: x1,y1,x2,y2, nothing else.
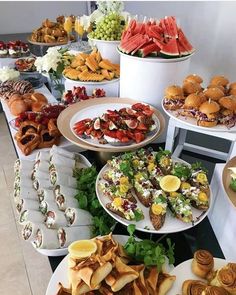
119,16,195,58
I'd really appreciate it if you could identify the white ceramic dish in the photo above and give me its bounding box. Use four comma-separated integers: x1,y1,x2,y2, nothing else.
169,257,227,294
162,100,236,133
45,234,173,295
96,157,212,234
64,76,120,97
88,38,120,64
70,102,160,149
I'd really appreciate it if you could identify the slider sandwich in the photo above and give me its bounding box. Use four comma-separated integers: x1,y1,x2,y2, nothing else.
163,85,185,110
197,100,220,127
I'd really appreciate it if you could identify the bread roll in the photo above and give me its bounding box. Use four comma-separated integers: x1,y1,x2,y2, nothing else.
8,94,22,107
31,92,48,103
192,250,214,279
10,99,28,116
31,101,46,112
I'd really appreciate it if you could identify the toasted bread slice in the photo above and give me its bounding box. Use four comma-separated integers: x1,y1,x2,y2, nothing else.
134,187,152,207
149,208,166,230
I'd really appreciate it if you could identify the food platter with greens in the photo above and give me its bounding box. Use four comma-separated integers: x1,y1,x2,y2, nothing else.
96,148,212,234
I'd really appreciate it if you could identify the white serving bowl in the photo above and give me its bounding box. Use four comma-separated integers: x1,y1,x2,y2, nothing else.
88,37,120,64
118,49,194,142
64,76,120,97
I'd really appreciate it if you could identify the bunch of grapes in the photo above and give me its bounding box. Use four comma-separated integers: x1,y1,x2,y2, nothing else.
89,12,126,41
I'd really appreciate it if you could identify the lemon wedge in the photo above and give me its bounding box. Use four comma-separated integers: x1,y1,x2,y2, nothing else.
228,167,236,174
160,175,181,192
68,240,97,259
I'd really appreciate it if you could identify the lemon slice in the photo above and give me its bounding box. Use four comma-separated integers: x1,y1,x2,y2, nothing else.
160,175,181,192
68,240,97,259
228,167,236,174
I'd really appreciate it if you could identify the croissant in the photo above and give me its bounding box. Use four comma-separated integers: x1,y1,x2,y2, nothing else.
192,250,214,279
17,133,40,156
202,286,230,295
182,279,207,295
210,264,236,294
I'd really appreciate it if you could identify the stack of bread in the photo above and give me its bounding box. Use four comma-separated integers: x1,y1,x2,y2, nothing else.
163,74,236,128
182,249,236,295
63,49,120,82
8,92,48,116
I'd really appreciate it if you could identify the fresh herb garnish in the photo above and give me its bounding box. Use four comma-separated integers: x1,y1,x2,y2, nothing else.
191,162,208,173
74,166,116,236
124,225,175,271
120,161,134,179
156,148,171,162
230,178,236,192
171,163,191,180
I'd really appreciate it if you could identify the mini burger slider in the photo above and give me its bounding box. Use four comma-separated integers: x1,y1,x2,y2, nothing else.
218,95,236,126
180,93,203,118
197,100,220,127
163,85,185,110
210,75,229,88
184,74,203,84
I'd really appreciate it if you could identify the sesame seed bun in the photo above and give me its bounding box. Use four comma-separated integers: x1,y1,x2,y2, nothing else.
203,87,224,101
219,95,236,111
182,81,202,96
210,75,229,87
164,85,184,100
184,74,203,84
199,100,220,114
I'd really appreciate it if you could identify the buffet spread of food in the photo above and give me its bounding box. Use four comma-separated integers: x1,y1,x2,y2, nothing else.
0,2,235,295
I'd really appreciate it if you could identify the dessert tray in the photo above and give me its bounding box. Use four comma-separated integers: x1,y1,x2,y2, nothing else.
169,257,227,294
57,97,165,152
222,156,236,208
162,100,236,133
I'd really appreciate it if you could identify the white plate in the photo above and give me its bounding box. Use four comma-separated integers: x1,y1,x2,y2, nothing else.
169,257,227,294
70,102,160,149
162,100,236,132
96,157,212,234
45,234,173,295
27,153,92,257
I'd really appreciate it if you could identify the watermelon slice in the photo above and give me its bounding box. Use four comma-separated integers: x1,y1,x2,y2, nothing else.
121,34,149,54
159,38,180,58
153,38,165,50
178,28,195,54
138,42,160,57
166,16,178,38
147,25,164,41
176,39,189,56
131,40,152,55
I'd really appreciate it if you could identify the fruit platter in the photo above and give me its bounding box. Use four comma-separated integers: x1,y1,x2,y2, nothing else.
57,97,165,152
222,156,236,208
70,102,159,147
96,148,211,234
119,16,195,58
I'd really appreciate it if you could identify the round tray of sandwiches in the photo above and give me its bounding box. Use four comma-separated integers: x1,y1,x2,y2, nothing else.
96,147,212,234
162,74,236,132
57,97,165,152
13,146,93,256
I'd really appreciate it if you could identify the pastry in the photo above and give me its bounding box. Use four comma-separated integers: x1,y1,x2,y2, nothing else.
13,80,34,94
85,55,99,72
203,286,230,295
48,119,60,137
78,71,105,82
192,250,214,279
210,264,236,294
7,42,21,58
38,129,60,148
17,133,40,155
182,279,207,295
44,35,56,43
